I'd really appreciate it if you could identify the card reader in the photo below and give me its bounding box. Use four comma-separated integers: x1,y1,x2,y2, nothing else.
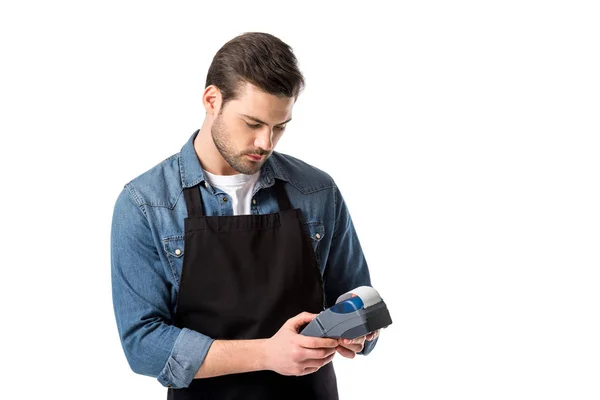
300,286,392,339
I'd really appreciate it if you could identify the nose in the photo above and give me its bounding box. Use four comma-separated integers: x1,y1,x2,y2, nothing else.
253,127,274,152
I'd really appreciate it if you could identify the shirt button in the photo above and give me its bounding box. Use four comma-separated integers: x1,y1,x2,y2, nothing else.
175,249,182,256
315,233,321,239
222,197,228,202
252,199,257,205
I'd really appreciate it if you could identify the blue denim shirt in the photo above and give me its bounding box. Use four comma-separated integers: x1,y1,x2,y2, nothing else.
111,129,377,389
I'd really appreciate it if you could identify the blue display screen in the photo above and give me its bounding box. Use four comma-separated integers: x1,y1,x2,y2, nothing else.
330,297,364,314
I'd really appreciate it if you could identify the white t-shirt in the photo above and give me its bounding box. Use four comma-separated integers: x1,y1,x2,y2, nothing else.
202,169,261,215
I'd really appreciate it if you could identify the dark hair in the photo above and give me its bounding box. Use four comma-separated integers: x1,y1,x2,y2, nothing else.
205,32,305,109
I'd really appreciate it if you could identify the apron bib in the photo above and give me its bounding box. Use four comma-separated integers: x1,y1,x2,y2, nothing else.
167,179,338,400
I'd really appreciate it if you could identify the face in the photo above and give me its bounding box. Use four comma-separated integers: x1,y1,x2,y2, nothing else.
211,82,295,175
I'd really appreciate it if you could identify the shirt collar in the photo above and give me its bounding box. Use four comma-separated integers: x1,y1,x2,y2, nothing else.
179,129,289,189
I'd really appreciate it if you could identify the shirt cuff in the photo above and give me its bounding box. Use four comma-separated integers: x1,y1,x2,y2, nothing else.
157,327,215,388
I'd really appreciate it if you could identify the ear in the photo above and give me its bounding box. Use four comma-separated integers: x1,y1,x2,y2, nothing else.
202,85,221,116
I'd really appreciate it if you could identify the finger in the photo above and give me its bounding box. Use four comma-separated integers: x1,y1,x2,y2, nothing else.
300,367,319,376
286,312,318,331
353,336,366,344
302,346,337,360
336,345,356,359
337,342,364,353
299,335,339,349
366,330,380,341
302,351,336,369
339,336,366,345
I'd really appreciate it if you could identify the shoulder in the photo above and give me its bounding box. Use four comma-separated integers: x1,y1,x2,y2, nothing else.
122,153,183,209
269,151,336,194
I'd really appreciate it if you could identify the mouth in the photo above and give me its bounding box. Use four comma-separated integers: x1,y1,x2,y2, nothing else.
246,154,265,162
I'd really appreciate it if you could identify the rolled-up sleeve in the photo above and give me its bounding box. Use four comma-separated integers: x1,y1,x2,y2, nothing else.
111,186,214,388
324,183,379,356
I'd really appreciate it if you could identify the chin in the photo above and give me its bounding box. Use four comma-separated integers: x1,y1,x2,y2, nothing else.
231,163,259,175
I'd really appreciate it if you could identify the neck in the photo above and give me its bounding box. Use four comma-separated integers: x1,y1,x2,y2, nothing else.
194,120,238,176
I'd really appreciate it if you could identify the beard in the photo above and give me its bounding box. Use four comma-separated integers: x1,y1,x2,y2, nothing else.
211,111,269,175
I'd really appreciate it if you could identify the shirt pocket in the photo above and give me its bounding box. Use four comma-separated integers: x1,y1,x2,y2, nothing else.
304,222,325,266
163,235,185,285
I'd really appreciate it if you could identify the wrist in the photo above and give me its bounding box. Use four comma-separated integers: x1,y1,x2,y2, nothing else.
255,338,270,371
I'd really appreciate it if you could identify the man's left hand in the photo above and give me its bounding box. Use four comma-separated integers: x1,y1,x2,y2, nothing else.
335,330,380,359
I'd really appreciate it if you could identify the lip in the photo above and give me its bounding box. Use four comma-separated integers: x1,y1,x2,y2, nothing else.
246,154,264,161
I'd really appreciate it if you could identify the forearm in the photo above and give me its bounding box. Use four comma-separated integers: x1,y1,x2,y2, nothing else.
194,338,269,379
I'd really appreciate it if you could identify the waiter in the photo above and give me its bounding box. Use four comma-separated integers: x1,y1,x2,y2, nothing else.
111,32,380,399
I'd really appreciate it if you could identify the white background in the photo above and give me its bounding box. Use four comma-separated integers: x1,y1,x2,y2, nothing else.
1,1,599,399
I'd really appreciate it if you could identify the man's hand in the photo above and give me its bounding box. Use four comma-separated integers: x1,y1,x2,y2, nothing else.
336,330,380,359
263,312,339,376
366,329,380,342
334,294,381,358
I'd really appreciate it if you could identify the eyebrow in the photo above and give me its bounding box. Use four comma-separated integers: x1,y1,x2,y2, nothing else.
239,113,292,126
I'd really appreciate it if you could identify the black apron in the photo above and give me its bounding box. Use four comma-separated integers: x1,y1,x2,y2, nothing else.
167,179,339,400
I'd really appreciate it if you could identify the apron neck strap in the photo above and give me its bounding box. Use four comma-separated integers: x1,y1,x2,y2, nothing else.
273,179,293,211
184,184,205,217
183,179,293,218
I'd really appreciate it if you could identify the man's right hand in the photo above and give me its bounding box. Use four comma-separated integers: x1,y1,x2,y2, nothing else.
263,312,339,377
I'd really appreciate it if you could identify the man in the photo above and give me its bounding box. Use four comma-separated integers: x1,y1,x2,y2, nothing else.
111,32,379,399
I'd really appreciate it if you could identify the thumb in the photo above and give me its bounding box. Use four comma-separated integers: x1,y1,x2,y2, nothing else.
285,311,318,331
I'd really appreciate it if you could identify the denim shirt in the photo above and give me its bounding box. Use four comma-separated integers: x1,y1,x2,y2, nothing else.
111,129,377,389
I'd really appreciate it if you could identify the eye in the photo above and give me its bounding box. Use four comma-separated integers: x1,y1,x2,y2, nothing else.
246,123,261,129
276,125,287,131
